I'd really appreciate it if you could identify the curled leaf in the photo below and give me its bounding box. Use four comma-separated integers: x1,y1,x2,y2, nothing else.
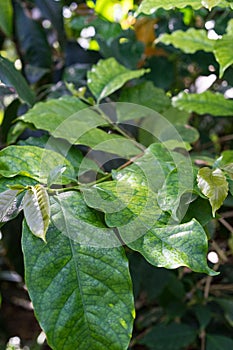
197,167,228,216
23,185,50,241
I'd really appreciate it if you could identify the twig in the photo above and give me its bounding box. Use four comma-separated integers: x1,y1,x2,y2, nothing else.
219,217,233,233
221,211,233,219
211,240,228,263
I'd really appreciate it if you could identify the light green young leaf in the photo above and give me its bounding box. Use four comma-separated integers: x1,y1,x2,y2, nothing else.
23,185,50,241
22,219,134,350
0,145,76,183
0,189,20,222
0,0,13,36
0,56,35,106
157,28,214,53
87,58,149,103
197,167,228,216
172,91,233,116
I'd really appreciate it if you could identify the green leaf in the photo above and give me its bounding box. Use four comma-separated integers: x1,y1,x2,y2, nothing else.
47,165,66,188
118,81,171,117
157,166,194,220
172,91,233,116
18,96,90,132
192,305,212,330
76,129,141,158
0,145,75,184
0,176,37,194
214,20,233,77
182,196,213,226
50,191,121,247
13,1,52,84
139,322,197,349
197,167,229,216
214,150,233,178
34,0,65,49
0,189,20,222
23,185,50,241
206,335,233,350
215,298,233,327
18,97,141,158
87,58,149,103
17,135,105,176
0,56,35,106
157,28,214,54
22,219,135,349
0,0,13,36
127,219,217,275
82,144,214,275
137,0,209,15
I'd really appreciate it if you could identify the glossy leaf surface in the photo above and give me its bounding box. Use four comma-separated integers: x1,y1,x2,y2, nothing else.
87,58,149,103
22,217,135,350
0,56,35,106
0,145,75,184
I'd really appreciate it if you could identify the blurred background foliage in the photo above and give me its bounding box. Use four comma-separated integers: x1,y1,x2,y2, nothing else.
0,0,233,349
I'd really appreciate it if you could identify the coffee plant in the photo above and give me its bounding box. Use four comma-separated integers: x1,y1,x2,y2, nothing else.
0,0,233,349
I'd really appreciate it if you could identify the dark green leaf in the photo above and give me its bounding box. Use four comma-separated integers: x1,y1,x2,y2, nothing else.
182,196,213,226
215,298,233,326
13,1,52,83
192,304,212,330
34,0,65,49
128,219,217,275
87,58,149,103
118,81,171,116
139,322,197,350
22,218,134,350
50,191,121,248
0,56,35,106
1,99,21,143
206,335,233,350
23,185,50,241
0,176,37,194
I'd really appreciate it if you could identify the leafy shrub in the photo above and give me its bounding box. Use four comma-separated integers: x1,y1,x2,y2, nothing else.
0,1,233,349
